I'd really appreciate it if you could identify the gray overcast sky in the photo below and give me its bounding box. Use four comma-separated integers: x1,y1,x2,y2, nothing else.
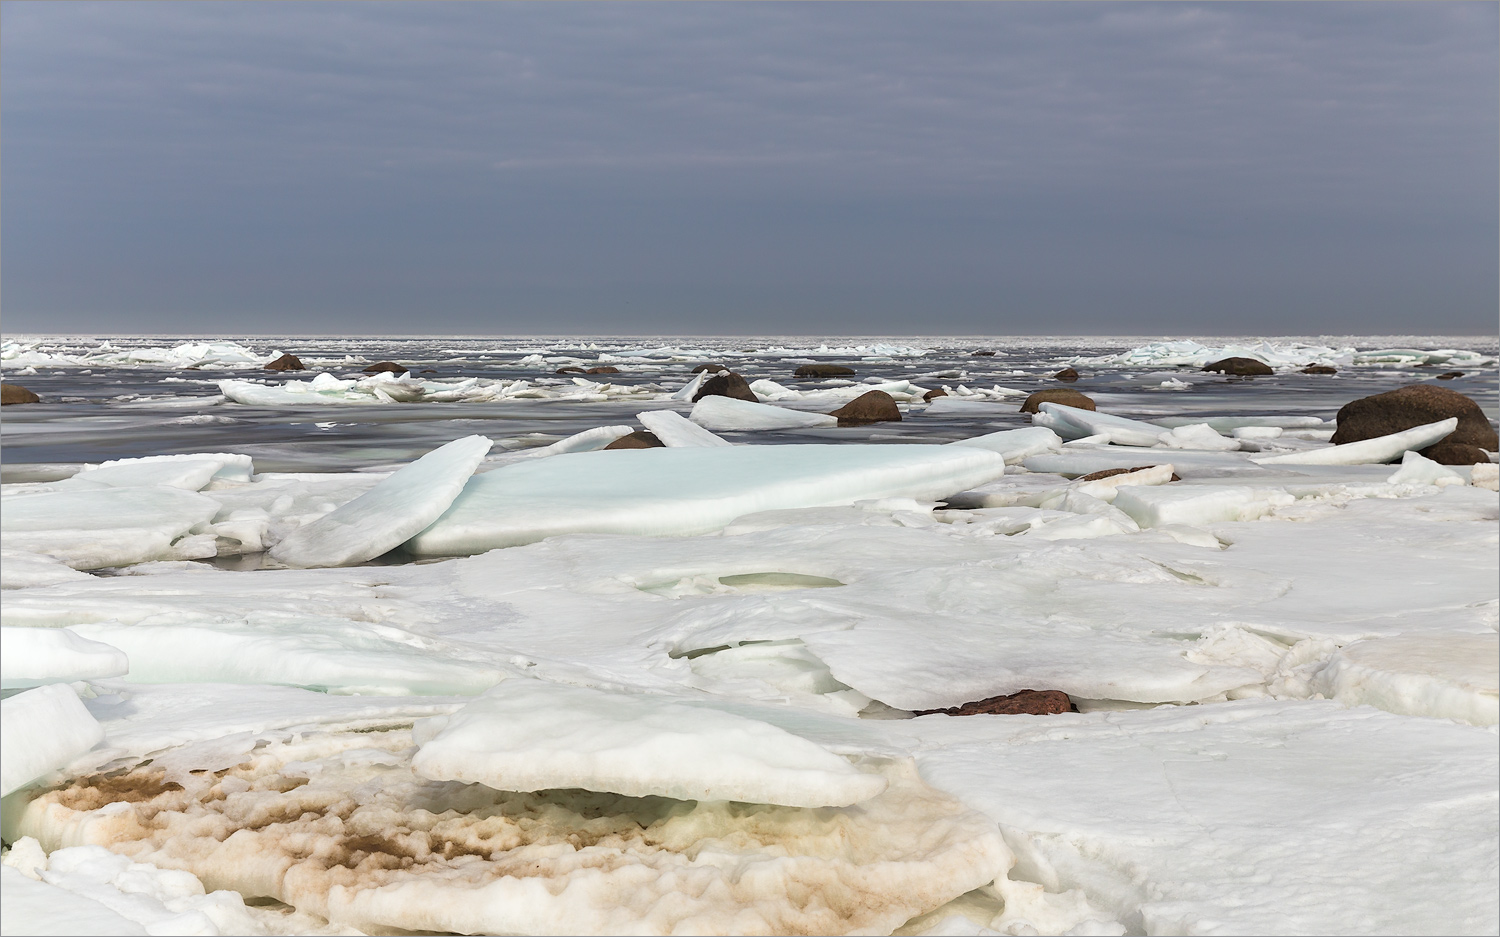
2,1,1496,336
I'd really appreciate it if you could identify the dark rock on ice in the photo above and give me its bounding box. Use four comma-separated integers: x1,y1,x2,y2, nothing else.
586,366,621,375
923,388,948,401
363,361,410,375
692,363,729,373
1076,465,1181,482
1020,389,1095,413
916,689,1075,716
1435,371,1464,380
1053,367,1080,382
555,367,587,374
1422,443,1494,466
265,353,305,371
604,431,665,450
1331,385,1498,451
971,350,997,356
795,364,857,378
1203,357,1273,376
693,372,758,403
830,390,902,426
2,383,41,405
1301,364,1338,375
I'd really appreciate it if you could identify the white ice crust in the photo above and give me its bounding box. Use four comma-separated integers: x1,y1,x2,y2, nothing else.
407,444,1007,554
269,434,491,568
636,408,735,446
412,679,889,806
0,487,222,569
1312,633,1499,726
1,684,104,796
1,628,130,689
948,426,1062,463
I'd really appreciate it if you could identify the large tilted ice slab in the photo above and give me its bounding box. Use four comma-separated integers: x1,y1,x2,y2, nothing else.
1,628,129,689
2,684,104,796
412,679,888,806
407,444,1007,554
636,408,733,446
1034,403,1167,447
67,453,252,491
270,435,491,568
1312,633,1498,726
911,700,1499,936
1252,418,1457,466
690,395,837,431
0,487,221,569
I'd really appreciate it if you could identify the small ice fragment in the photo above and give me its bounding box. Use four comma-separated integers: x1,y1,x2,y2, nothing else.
412,680,888,807
270,434,491,568
1,628,129,689
1073,464,1175,503
948,426,1061,463
1114,485,1293,528
1472,462,1499,491
1,684,104,796
1035,403,1166,447
1157,423,1240,451
637,409,734,447
518,425,634,458
1230,426,1283,440
1386,450,1466,488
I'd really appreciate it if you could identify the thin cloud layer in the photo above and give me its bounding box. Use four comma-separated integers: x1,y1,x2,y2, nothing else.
2,1,1495,334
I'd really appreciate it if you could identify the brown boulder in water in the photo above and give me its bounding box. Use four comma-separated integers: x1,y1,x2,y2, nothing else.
586,366,621,375
1422,442,1494,465
971,350,997,357
1020,388,1095,413
363,361,410,375
1,384,41,405
604,431,665,450
916,689,1075,716
1053,367,1079,382
829,390,901,426
1301,364,1338,375
1203,357,1273,376
691,363,729,373
693,372,758,403
1330,384,1497,451
265,353,305,371
794,364,856,378
555,366,587,374
923,388,948,402
1435,371,1464,380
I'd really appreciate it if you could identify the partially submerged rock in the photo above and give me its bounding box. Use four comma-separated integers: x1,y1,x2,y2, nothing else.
829,390,902,426
1435,371,1463,380
2,383,41,405
923,388,948,401
555,366,587,374
586,366,621,375
971,350,996,356
1053,367,1080,382
795,364,856,378
693,371,758,403
604,430,665,450
916,689,1075,716
691,363,729,373
264,353,305,371
1301,364,1337,375
1331,384,1497,451
1422,442,1493,465
363,361,410,375
1203,357,1273,376
1020,388,1095,414
1076,465,1181,482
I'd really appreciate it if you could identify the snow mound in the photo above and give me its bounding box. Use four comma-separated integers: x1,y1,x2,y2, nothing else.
407,444,1006,555
14,726,1009,937
1314,633,1499,726
1,628,129,689
2,684,104,796
270,435,491,568
413,680,887,806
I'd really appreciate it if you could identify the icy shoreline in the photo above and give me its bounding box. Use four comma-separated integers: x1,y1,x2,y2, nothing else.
2,336,1497,936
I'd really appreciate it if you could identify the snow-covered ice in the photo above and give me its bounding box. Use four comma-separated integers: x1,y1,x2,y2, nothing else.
2,685,104,796
1,628,129,689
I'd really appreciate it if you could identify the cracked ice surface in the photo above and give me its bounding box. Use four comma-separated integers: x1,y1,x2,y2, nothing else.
2,335,1497,935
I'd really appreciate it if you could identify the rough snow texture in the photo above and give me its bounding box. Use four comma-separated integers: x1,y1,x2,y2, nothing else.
269,434,491,568
407,444,1007,554
14,726,1010,937
411,679,889,807
2,684,104,796
1312,633,1498,726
